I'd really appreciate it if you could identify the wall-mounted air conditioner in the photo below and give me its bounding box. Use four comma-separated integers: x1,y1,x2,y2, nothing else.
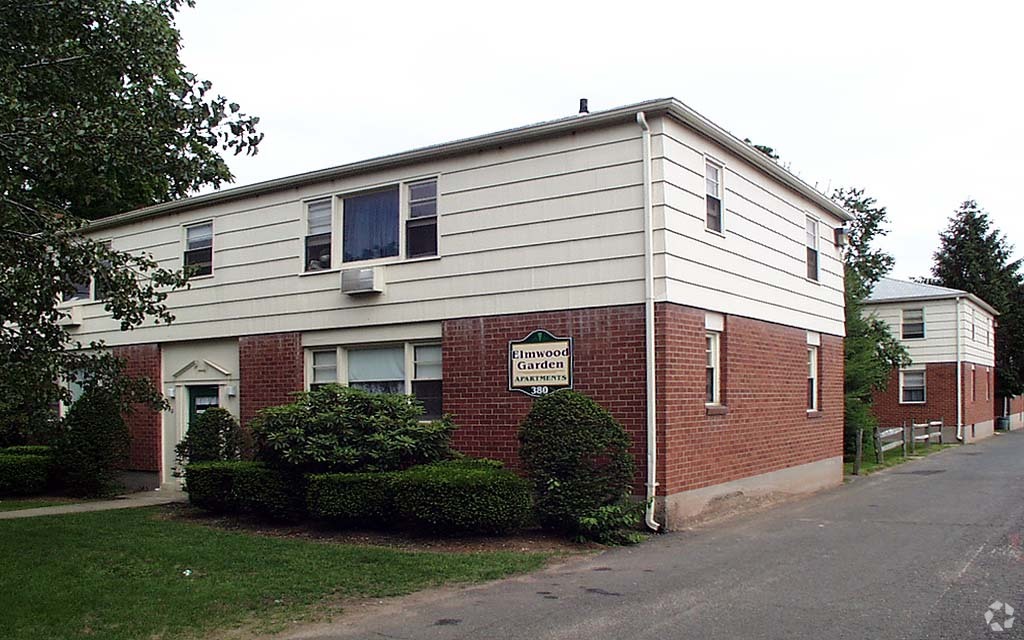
340,267,384,295
57,306,83,327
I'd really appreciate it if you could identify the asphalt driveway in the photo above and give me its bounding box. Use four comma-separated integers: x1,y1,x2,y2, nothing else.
286,432,1024,640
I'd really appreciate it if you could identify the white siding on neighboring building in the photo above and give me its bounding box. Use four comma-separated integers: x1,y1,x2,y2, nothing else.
659,118,846,336
866,297,995,367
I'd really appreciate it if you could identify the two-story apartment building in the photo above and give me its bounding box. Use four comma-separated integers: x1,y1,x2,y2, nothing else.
69,98,850,529
864,278,998,442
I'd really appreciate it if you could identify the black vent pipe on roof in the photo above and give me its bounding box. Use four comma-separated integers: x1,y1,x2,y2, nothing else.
579,98,589,114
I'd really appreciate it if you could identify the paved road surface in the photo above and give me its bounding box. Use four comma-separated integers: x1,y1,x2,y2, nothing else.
288,433,1024,640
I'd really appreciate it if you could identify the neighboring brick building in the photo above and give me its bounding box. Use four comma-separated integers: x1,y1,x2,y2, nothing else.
65,98,851,529
863,278,1001,442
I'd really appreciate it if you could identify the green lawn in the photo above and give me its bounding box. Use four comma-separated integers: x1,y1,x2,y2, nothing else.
0,507,549,640
0,497,80,512
844,443,955,476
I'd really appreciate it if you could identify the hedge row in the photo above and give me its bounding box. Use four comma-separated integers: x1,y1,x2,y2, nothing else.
184,461,305,521
0,454,51,496
188,458,532,535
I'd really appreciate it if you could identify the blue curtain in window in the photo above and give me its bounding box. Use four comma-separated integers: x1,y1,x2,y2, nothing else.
343,187,399,262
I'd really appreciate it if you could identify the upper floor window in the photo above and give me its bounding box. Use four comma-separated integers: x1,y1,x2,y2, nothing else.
901,308,925,339
805,216,819,281
343,187,399,263
705,160,723,233
184,222,213,277
305,199,333,271
62,277,91,303
407,180,438,258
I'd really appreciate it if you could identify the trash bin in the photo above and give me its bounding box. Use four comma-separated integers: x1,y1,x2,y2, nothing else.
996,416,1010,431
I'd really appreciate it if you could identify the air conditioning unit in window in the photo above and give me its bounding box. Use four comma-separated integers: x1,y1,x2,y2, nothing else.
340,266,385,295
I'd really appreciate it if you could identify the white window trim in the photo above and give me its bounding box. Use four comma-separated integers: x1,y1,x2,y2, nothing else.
901,307,926,340
705,331,721,406
805,214,820,283
305,342,441,396
182,219,215,280
300,197,337,275
297,175,441,275
703,156,725,234
899,368,927,405
807,345,819,412
57,239,113,307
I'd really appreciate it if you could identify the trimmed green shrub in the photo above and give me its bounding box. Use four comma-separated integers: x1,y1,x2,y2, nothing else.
427,457,505,471
0,454,50,496
518,390,637,540
394,463,532,535
306,472,399,527
184,461,305,521
252,384,454,474
54,389,130,497
1,445,54,457
175,407,243,466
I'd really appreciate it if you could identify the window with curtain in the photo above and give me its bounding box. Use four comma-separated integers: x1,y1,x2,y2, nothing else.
184,222,214,276
348,347,405,394
413,344,442,419
343,188,399,262
901,308,925,339
305,199,333,271
901,370,926,403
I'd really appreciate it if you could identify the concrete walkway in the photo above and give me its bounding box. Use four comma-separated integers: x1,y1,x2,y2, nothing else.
0,489,186,520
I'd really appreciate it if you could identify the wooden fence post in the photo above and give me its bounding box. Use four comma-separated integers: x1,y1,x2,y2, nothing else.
909,420,916,455
901,421,908,457
874,426,883,464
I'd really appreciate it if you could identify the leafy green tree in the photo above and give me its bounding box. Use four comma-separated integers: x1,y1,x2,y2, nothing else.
0,0,263,434
743,138,780,160
832,188,909,456
927,200,1024,398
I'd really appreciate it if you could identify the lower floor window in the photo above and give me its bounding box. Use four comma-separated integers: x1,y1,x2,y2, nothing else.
807,346,819,411
901,370,926,403
307,342,442,419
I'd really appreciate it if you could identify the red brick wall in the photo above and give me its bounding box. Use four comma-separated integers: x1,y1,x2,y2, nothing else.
443,306,647,485
1010,395,1024,415
656,305,843,495
443,303,843,496
963,363,995,426
871,363,957,427
239,332,304,428
871,361,995,427
112,344,161,472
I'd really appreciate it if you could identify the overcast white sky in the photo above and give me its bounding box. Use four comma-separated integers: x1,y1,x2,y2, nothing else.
175,1,1023,280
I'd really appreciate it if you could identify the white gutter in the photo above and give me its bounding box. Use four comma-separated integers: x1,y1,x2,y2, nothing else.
956,296,964,442
637,112,660,532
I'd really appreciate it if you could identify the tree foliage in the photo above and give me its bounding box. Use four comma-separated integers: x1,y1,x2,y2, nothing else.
743,138,780,160
927,200,1024,397
832,188,909,456
0,0,263,435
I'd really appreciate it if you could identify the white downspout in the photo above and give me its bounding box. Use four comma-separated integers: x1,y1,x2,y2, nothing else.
637,112,660,532
956,296,964,442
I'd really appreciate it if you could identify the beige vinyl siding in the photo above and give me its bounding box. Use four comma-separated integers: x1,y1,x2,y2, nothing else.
960,299,996,367
868,299,959,364
658,118,845,336
72,122,649,345
71,115,846,346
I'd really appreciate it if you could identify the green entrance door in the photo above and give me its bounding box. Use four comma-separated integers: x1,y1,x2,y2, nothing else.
187,385,220,428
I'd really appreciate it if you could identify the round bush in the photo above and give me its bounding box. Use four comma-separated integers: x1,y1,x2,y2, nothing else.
54,389,129,497
175,407,243,465
0,454,50,496
394,463,532,535
518,390,635,535
306,472,399,527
